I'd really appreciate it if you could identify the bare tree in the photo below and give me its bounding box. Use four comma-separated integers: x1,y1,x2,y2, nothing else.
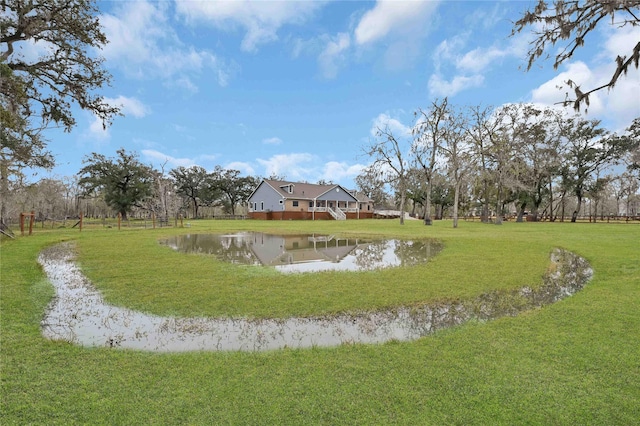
412,98,449,225
466,105,501,223
439,105,472,228
363,124,411,224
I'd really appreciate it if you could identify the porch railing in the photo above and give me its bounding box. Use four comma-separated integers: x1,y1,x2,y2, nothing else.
328,207,346,220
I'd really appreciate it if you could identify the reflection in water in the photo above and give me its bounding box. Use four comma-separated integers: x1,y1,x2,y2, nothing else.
159,233,442,273
40,243,592,352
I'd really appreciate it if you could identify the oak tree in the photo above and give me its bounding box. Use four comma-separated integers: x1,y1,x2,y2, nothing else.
1,0,119,220
169,166,210,219
77,149,156,220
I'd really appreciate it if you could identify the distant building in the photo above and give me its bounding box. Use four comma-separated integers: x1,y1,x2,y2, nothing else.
247,179,374,220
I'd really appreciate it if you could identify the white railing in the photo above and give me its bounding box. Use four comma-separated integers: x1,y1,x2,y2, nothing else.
308,207,357,213
328,207,346,220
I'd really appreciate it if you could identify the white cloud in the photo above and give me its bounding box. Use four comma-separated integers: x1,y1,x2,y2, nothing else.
107,96,149,118
262,137,283,145
318,32,351,79
370,113,412,138
428,28,531,98
87,96,149,140
456,46,509,74
432,34,469,72
354,0,440,46
530,60,639,130
465,3,507,30
175,0,325,52
515,12,639,130
320,162,365,184
88,116,110,141
169,76,199,94
257,153,317,181
428,73,484,98
253,154,364,186
100,0,233,88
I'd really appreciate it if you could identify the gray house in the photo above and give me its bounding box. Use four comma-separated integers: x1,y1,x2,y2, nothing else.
247,179,374,220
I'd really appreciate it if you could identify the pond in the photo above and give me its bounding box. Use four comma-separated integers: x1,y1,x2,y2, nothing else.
159,232,443,273
39,243,593,352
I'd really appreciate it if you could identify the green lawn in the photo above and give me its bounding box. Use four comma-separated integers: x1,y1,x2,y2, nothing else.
1,219,639,424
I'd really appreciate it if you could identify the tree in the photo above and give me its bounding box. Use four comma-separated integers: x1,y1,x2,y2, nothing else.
1,0,119,133
560,116,633,222
210,166,257,215
363,124,411,224
498,104,565,222
412,98,449,225
169,166,210,219
623,117,640,181
77,149,156,220
483,105,524,225
466,105,499,223
1,0,120,222
355,166,388,207
439,104,471,228
512,0,640,110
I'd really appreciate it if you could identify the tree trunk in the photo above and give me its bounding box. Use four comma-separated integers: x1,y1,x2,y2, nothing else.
571,192,582,223
516,201,527,222
548,177,554,222
495,184,503,225
192,198,199,219
399,188,406,225
452,182,460,228
423,182,432,225
481,177,489,223
0,160,8,223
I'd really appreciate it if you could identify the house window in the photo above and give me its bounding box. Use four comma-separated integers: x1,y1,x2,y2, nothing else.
261,202,264,211
309,201,313,208
279,200,283,204
292,200,299,207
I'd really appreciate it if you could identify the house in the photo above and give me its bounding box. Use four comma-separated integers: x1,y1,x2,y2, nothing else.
247,179,374,220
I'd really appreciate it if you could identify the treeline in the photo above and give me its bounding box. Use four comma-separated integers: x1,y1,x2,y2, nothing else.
359,100,640,225
2,102,639,226
1,149,260,224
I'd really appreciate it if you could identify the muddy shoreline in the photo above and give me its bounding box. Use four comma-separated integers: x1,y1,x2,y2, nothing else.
39,242,593,352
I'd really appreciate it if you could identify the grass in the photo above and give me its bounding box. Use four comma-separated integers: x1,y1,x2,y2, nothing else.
1,219,639,424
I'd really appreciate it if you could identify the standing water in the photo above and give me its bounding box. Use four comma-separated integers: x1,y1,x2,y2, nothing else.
39,242,592,352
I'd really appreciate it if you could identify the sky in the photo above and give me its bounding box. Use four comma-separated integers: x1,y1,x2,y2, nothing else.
33,0,640,188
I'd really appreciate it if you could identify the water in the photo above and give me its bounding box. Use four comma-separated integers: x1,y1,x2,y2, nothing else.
39,243,592,352
159,232,442,273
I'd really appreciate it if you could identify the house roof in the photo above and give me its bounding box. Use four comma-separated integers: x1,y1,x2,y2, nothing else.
262,179,358,201
247,179,375,204
349,190,374,203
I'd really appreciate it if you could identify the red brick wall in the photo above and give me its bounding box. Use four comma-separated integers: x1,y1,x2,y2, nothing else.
249,211,372,220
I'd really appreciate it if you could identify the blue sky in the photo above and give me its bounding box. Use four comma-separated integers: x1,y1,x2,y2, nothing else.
37,0,640,188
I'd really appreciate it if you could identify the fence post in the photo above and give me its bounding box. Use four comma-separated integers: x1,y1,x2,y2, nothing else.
29,210,35,235
118,213,121,230
20,212,24,236
152,212,156,229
